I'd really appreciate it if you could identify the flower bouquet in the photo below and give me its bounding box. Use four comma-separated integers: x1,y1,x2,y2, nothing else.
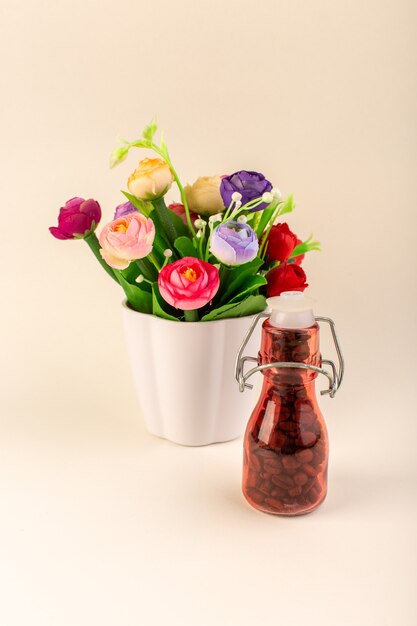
50,120,320,445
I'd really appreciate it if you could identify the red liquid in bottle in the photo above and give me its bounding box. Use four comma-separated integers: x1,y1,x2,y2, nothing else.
242,319,328,516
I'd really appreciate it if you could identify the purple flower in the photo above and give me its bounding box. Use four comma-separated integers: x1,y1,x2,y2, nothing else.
220,170,273,211
49,197,101,240
210,220,259,266
114,200,137,220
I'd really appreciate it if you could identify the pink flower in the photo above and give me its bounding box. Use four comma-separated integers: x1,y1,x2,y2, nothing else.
158,257,220,310
99,213,155,270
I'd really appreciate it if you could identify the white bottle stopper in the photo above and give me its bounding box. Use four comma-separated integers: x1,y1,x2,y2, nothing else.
267,291,315,329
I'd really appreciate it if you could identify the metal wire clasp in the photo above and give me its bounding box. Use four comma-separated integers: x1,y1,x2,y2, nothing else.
235,313,344,398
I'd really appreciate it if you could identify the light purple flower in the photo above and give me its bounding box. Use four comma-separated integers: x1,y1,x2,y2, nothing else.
220,170,273,212
49,197,101,240
114,201,137,220
210,220,259,266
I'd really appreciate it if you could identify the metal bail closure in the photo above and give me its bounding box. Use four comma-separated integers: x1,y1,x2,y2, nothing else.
235,312,344,398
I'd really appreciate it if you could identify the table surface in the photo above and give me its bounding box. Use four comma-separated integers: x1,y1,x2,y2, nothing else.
1,400,416,626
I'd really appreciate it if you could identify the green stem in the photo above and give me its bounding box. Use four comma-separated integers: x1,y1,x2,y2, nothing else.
222,200,235,222
151,144,197,238
136,258,158,282
198,229,206,260
184,309,199,322
260,205,283,251
84,233,118,283
148,251,162,272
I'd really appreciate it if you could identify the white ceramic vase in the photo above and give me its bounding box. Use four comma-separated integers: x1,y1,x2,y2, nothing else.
122,302,262,446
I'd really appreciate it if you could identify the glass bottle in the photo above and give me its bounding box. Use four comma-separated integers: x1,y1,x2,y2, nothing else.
237,292,343,516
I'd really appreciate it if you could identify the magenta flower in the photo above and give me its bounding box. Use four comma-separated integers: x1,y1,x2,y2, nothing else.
49,197,101,240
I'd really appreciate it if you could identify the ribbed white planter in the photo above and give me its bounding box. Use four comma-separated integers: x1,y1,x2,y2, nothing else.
122,302,262,446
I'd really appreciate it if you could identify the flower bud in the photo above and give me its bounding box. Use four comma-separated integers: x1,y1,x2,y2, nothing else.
262,191,274,204
49,197,101,240
194,218,206,230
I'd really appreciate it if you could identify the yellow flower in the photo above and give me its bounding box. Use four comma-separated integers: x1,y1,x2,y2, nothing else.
127,158,174,200
184,176,224,216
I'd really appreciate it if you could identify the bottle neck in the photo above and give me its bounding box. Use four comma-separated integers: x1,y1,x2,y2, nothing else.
258,319,321,389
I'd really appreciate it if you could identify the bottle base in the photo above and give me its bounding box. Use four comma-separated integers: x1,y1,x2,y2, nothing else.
242,488,327,516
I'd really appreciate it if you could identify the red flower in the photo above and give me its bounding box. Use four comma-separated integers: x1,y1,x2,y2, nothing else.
266,263,308,297
265,222,298,263
168,202,198,226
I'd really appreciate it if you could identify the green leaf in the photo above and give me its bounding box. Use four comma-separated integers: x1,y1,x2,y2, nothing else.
142,118,158,143
110,145,129,169
166,208,188,238
152,285,179,321
116,272,152,314
291,237,321,258
151,197,185,248
217,258,264,304
174,236,198,258
131,139,151,149
229,275,267,303
277,193,295,217
119,262,142,284
256,200,279,237
150,209,177,258
121,191,152,217
201,295,266,321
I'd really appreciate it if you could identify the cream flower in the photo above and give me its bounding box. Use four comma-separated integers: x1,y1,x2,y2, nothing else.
184,176,224,216
127,158,174,200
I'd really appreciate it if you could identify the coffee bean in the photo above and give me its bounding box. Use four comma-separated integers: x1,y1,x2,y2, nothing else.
265,497,283,510
258,481,272,495
246,488,266,503
250,454,261,472
294,472,308,486
247,472,257,488
272,473,294,488
263,463,282,475
279,420,299,432
296,431,318,447
304,464,317,477
282,456,300,471
296,449,314,464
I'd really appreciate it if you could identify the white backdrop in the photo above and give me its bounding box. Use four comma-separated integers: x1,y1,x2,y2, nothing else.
0,1,416,625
